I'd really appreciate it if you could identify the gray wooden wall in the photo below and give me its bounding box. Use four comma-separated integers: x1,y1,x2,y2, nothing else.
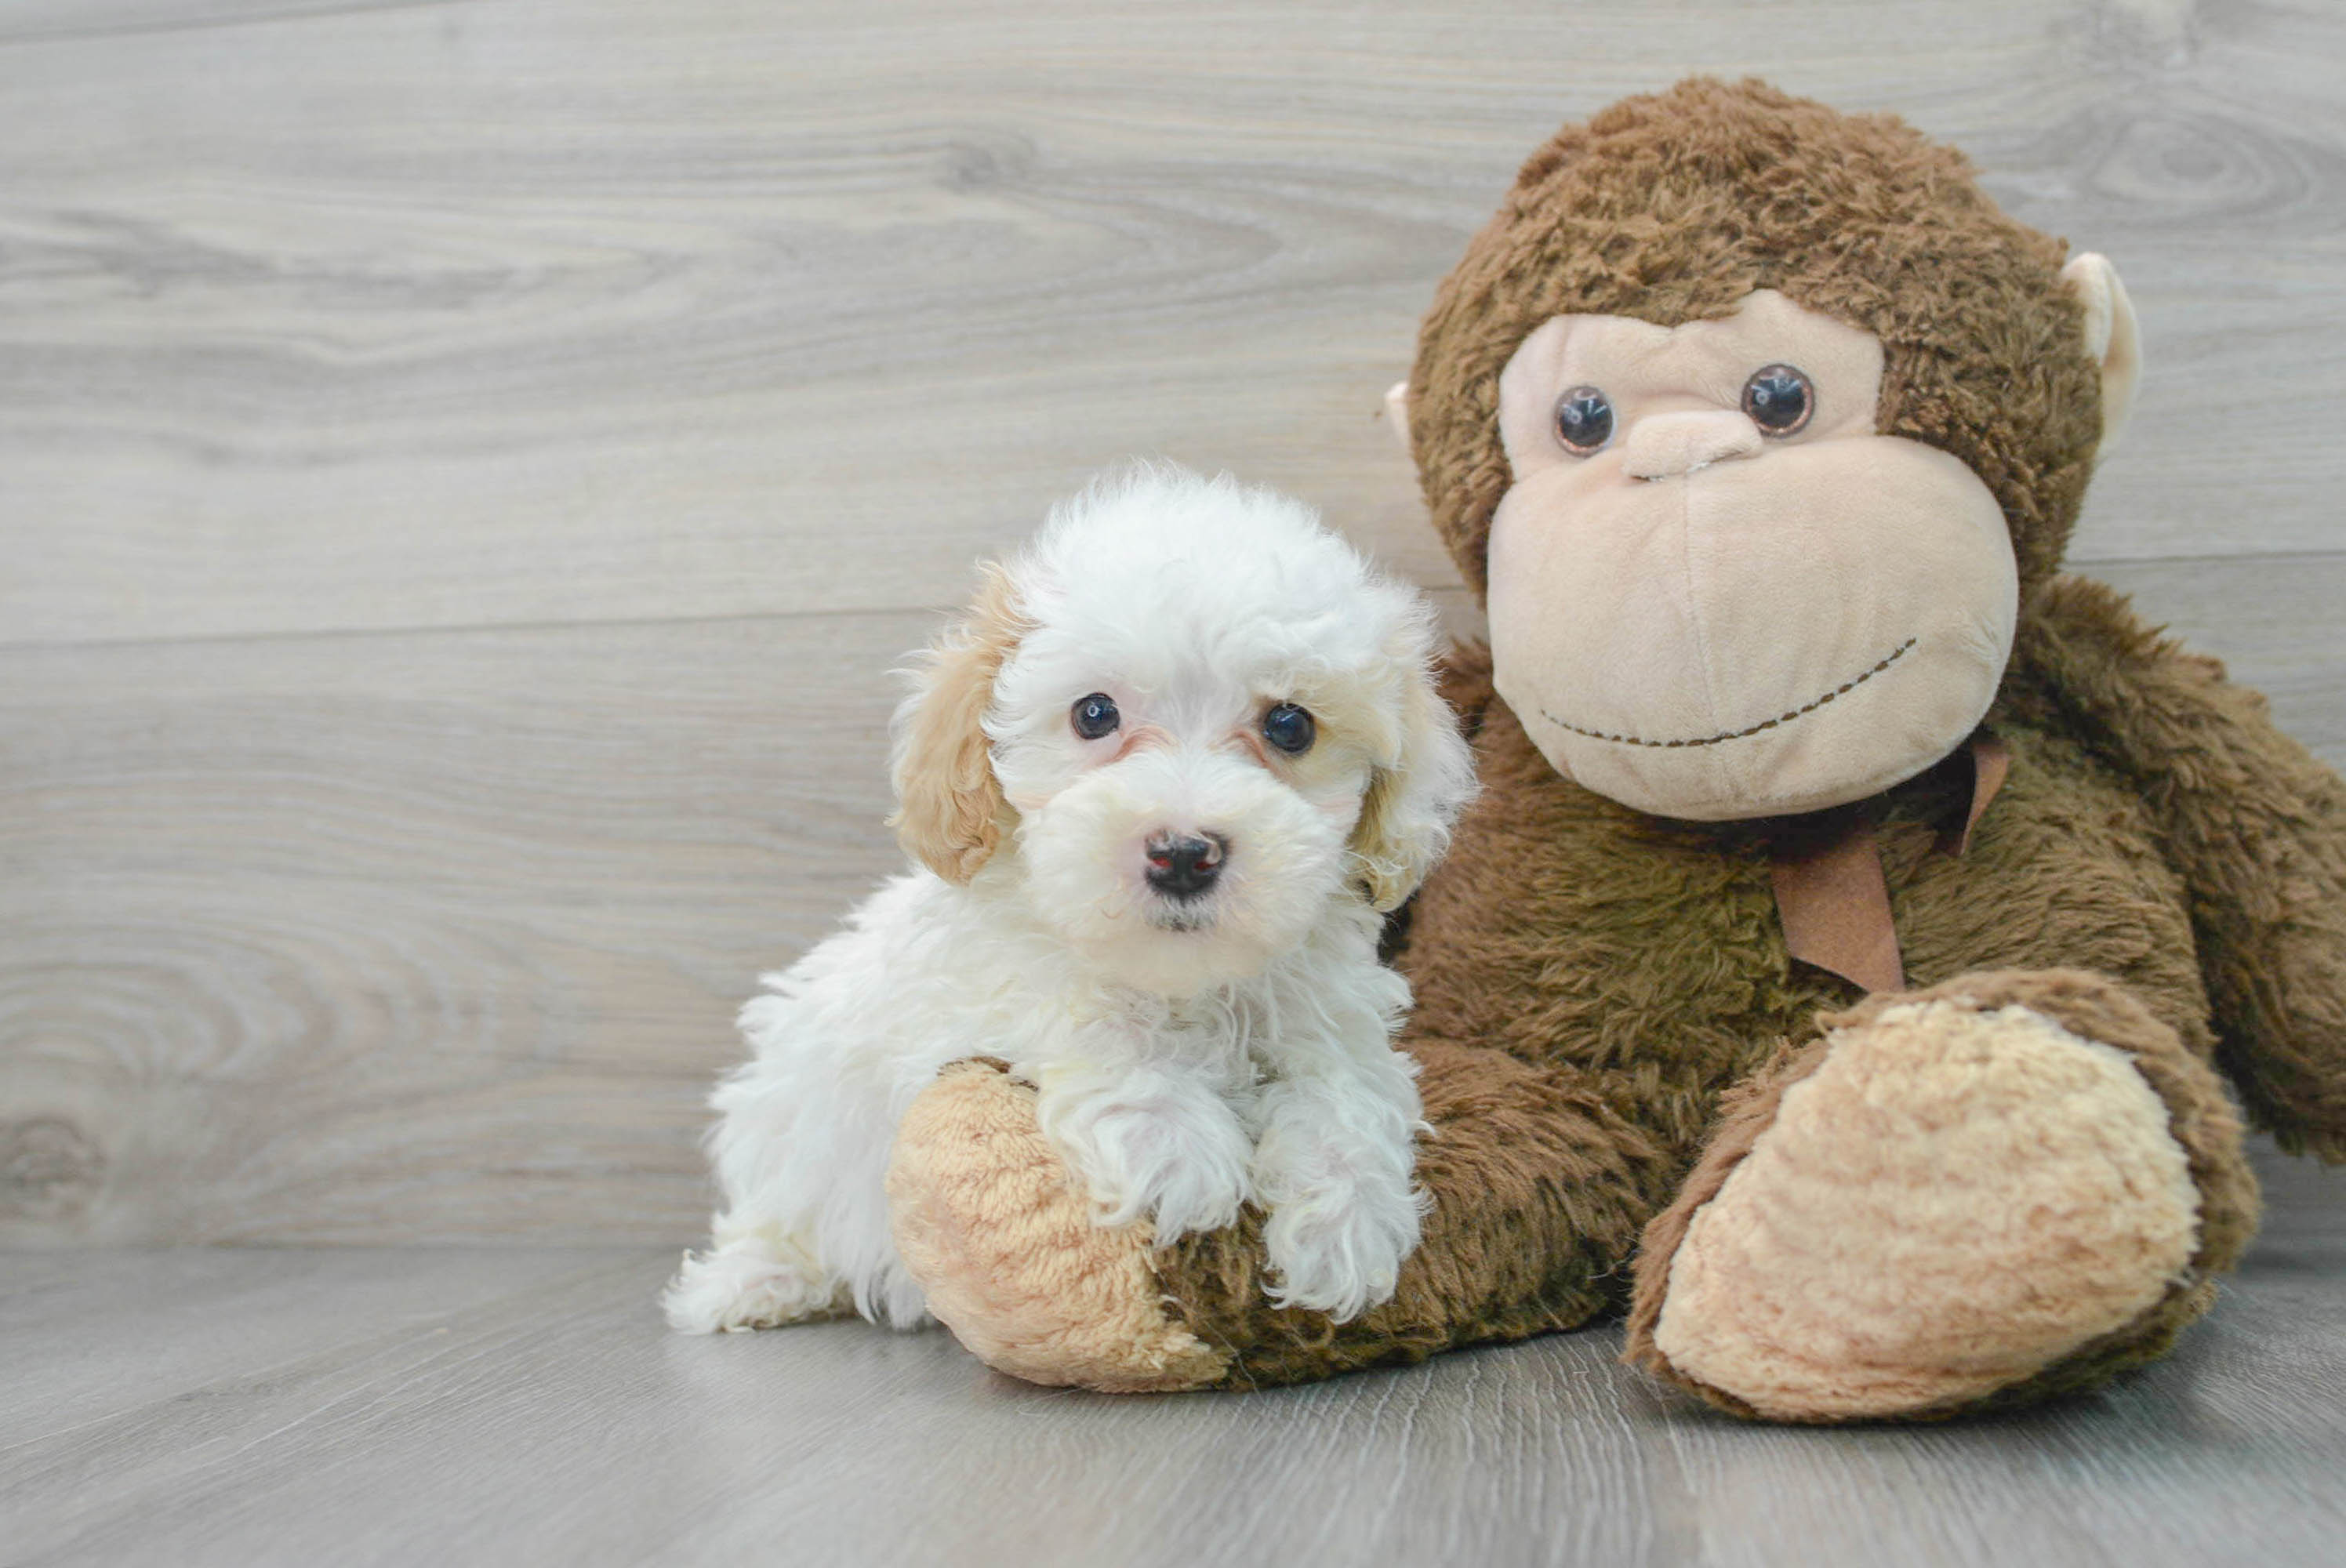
5,0,2341,1247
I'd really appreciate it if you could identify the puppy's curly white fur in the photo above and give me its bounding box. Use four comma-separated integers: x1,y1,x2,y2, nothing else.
664,467,1476,1334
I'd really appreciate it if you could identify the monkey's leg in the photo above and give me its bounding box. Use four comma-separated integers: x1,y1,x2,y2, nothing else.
1624,968,2258,1423
884,1040,1678,1392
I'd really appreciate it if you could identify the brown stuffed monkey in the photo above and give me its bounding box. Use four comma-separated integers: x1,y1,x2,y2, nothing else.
881,78,2346,1421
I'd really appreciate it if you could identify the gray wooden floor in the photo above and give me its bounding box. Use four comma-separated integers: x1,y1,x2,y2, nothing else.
5,1144,2342,1567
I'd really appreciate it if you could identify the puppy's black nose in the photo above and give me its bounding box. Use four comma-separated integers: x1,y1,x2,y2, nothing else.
1145,833,1226,898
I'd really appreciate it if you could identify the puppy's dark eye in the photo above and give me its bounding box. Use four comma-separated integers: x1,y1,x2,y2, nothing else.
1741,364,1814,435
1553,385,1614,455
1070,692,1120,739
1262,702,1316,756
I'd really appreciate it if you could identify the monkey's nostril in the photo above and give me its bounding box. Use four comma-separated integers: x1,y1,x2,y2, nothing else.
1145,833,1227,898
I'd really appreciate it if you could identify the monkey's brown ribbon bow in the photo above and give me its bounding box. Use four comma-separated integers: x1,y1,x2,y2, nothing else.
1767,736,2011,995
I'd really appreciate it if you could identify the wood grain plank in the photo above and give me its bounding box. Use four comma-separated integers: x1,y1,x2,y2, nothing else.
0,2,468,48
4,1159,2342,1568
1,0,2341,647
1,555,2337,1247
0,610,915,1246
0,1246,623,1449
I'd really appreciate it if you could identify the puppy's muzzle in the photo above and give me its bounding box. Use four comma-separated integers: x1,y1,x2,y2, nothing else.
1145,833,1227,899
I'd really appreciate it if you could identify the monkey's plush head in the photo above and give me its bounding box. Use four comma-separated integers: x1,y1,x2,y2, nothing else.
1398,78,2141,822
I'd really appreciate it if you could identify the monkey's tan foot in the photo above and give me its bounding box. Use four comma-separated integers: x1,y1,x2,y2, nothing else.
1626,970,2258,1422
885,1060,1232,1393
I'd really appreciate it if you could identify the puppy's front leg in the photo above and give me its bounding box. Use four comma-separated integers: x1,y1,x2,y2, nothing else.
1035,1054,1255,1243
1251,1037,1428,1323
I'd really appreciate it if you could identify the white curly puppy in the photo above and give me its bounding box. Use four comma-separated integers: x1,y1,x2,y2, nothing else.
664,466,1476,1336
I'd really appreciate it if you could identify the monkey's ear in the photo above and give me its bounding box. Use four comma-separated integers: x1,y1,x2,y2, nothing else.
888,564,1026,884
2061,252,2143,458
1383,380,1412,453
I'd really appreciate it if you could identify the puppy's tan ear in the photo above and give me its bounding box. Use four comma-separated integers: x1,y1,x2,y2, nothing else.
890,564,1027,884
1349,639,1478,912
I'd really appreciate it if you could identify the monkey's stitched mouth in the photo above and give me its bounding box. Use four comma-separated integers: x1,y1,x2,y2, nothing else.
1538,637,1918,750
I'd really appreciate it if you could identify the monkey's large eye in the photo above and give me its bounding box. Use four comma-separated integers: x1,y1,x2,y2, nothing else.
1262,702,1316,756
1071,692,1120,739
1552,385,1614,455
1741,364,1814,436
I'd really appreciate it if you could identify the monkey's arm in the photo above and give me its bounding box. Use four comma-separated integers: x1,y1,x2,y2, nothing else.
2013,575,2346,1160
886,1036,1679,1390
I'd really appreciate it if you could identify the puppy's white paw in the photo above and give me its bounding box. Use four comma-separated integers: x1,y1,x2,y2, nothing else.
1040,1083,1255,1242
662,1237,850,1333
1260,1168,1426,1323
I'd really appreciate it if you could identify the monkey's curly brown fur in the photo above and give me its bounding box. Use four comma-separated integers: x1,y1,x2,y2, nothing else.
1411,77,2101,601
1128,79,2346,1408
